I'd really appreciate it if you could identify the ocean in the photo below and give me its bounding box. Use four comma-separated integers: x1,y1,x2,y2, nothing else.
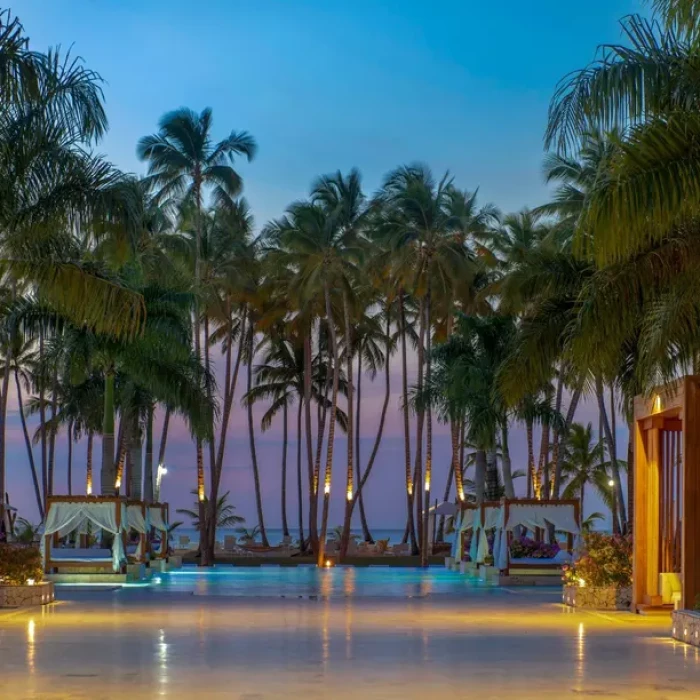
173,527,454,547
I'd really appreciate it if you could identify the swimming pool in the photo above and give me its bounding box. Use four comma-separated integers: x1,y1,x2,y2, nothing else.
152,565,490,598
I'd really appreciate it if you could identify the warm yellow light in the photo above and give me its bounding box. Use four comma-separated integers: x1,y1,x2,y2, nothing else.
198,492,205,502
324,483,331,495
346,489,353,501
407,484,413,496
86,484,92,495
578,578,586,588
114,478,121,489
324,559,333,568
457,488,465,501
652,394,662,414
26,578,35,586
608,479,615,488
424,479,430,492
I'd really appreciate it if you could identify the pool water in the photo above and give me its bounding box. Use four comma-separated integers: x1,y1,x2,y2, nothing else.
152,566,490,598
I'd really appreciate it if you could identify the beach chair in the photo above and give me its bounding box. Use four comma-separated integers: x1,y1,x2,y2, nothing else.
223,535,237,552
178,535,190,549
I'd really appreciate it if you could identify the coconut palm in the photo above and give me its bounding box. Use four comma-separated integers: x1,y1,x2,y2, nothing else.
138,107,256,565
177,490,244,530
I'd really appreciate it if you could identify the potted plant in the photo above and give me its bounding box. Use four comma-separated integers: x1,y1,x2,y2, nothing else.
0,544,55,607
563,532,632,610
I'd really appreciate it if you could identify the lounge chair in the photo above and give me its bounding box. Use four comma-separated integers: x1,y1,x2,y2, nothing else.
178,535,190,549
223,535,237,552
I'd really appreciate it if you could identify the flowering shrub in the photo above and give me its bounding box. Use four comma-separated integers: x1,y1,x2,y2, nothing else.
510,536,560,559
563,532,632,588
0,544,43,586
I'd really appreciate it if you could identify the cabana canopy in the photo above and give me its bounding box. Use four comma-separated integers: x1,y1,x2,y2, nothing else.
42,496,127,573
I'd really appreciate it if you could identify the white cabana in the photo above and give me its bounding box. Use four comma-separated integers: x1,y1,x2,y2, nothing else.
42,497,127,573
495,501,581,571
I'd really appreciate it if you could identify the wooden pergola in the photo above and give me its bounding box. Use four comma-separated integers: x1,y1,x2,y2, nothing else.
633,375,700,611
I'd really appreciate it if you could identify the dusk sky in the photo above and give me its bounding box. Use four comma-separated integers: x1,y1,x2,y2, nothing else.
8,0,638,529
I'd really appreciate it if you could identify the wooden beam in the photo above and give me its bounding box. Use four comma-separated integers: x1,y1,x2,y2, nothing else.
682,377,700,609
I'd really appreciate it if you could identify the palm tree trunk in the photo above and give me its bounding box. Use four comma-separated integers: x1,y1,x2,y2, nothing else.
437,459,454,541
47,362,59,497
281,401,290,538
595,376,627,528
210,306,246,550
318,281,340,567
355,351,372,543
549,374,564,497
340,294,355,559
143,405,154,502
348,308,393,543
157,407,170,468
414,295,426,556
100,368,116,495
399,290,417,553
247,317,269,547
421,289,433,568
485,447,498,501
129,425,143,501
86,430,94,497
0,344,11,526
580,483,585,525
553,385,583,498
39,327,48,502
303,333,318,553
501,422,515,498
202,313,217,563
526,416,534,498
474,449,486,504
296,399,305,547
452,418,465,503
67,420,73,496
192,178,209,565
15,369,43,519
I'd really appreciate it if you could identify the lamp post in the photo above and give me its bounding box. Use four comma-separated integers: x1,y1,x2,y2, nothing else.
608,478,618,534
155,464,168,502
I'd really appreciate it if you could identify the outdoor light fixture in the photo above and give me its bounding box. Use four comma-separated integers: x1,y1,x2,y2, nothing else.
324,483,331,495
652,394,662,414
86,484,92,495
578,577,586,588
346,489,353,501
114,478,121,489
324,559,334,568
608,479,615,487
26,578,35,586
424,479,430,491
407,485,413,496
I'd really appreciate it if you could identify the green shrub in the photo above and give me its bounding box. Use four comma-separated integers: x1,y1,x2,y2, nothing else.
0,544,43,586
563,532,632,588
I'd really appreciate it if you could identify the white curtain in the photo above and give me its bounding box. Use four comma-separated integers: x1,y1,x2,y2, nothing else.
451,511,462,558
149,506,169,532
41,502,127,572
506,504,579,534
127,505,150,560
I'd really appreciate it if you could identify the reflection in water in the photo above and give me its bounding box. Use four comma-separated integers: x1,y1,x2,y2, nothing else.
575,622,585,688
26,618,36,675
158,628,168,696
343,567,356,597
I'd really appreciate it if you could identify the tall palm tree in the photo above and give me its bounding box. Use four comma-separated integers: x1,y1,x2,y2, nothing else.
138,107,256,565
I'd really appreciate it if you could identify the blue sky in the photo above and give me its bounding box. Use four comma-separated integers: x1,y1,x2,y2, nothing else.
20,0,640,221
8,0,639,528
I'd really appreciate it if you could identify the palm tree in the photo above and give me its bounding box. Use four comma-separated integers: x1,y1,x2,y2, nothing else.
177,489,244,530
138,107,256,565
561,422,620,527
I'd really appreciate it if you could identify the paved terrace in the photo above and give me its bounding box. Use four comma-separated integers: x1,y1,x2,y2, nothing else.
1,586,699,699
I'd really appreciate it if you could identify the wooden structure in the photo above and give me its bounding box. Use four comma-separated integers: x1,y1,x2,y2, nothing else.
44,495,127,574
633,376,700,611
457,498,580,573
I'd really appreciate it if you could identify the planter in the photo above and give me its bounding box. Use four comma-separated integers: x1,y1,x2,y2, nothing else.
479,565,500,583
672,610,700,647
459,561,477,575
563,584,631,610
0,581,54,608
